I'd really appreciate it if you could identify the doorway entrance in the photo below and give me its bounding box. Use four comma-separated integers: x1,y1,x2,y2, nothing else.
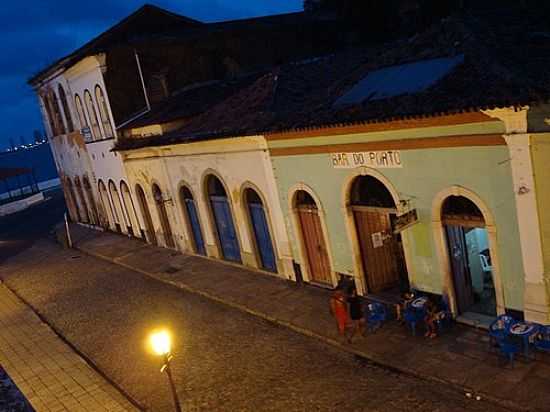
152,184,175,249
442,195,496,317
294,190,332,285
245,188,277,273
180,186,206,256
206,175,241,262
350,176,408,294
136,184,157,246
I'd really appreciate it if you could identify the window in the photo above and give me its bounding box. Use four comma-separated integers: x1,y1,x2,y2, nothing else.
84,89,101,140
95,85,114,138
40,95,56,137
57,85,74,133
74,94,88,130
49,91,65,135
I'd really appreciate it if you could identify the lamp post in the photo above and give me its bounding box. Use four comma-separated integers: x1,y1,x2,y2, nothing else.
149,330,182,412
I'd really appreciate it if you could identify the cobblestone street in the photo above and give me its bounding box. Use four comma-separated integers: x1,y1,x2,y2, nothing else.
1,239,510,412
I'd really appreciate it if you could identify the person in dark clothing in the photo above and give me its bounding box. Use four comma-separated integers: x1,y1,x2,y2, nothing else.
347,288,365,343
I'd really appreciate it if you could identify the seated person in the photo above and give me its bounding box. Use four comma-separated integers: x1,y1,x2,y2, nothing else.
424,299,445,338
396,292,415,322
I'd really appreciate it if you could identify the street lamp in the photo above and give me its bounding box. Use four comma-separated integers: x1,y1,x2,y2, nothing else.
149,330,182,412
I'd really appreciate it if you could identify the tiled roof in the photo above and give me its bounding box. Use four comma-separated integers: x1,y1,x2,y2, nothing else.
28,5,202,85
115,7,550,150
120,75,261,130
0,168,32,180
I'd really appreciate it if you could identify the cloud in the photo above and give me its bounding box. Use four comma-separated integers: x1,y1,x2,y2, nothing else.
0,0,302,148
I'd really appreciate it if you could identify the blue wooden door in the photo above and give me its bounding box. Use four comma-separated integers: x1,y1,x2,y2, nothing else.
210,196,241,262
249,203,277,272
185,198,206,256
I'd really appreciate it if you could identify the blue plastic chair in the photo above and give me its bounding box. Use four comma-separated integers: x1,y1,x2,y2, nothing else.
366,302,387,332
489,315,515,348
403,304,426,336
495,335,522,366
534,325,550,354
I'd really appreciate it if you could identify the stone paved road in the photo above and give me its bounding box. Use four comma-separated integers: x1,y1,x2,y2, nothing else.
0,239,510,412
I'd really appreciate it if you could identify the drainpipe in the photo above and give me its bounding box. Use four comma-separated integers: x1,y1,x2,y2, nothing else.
134,49,150,111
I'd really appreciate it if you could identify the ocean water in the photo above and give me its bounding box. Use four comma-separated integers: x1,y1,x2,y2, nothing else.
0,144,58,194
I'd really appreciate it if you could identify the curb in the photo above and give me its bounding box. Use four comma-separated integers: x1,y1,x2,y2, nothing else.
74,244,529,412
0,279,146,412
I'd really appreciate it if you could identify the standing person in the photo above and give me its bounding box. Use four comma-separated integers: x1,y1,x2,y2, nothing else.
424,299,439,339
347,288,365,343
330,289,350,342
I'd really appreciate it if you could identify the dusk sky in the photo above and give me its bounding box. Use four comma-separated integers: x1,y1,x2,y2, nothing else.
0,0,302,150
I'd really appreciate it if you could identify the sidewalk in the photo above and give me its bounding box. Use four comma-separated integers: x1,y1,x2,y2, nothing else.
0,282,139,412
68,224,550,412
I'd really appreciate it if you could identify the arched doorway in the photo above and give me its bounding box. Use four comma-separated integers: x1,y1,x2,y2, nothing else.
206,175,241,262
109,180,126,233
136,184,157,245
120,181,141,238
98,180,115,230
294,190,332,285
152,184,175,248
350,176,408,294
74,177,89,223
180,186,206,255
244,188,277,272
64,177,80,222
442,195,496,316
82,176,99,225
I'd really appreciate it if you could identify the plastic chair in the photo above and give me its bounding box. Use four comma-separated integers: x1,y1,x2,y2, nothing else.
366,302,387,332
403,304,426,336
496,335,522,366
534,325,550,354
489,315,514,348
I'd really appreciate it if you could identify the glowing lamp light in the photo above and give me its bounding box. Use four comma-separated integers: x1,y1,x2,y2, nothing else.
150,330,172,356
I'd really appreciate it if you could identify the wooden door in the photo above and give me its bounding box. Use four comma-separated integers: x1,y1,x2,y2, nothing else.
156,201,175,249
249,203,277,272
297,206,332,285
446,225,474,313
211,196,242,262
184,198,206,256
137,187,157,246
354,207,399,293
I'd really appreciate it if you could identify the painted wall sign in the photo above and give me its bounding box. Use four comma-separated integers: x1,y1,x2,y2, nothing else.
331,151,403,169
371,232,384,248
393,209,419,233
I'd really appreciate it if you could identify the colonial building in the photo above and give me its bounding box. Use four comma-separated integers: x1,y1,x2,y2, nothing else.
29,4,351,278
31,2,550,323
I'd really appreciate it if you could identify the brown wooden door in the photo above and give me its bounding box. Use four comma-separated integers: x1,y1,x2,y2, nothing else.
354,207,399,293
445,225,474,313
297,207,332,285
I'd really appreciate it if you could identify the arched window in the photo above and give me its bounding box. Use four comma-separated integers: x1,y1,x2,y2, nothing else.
95,85,114,138
57,85,74,133
84,89,101,140
49,91,65,136
40,94,57,137
74,94,88,131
